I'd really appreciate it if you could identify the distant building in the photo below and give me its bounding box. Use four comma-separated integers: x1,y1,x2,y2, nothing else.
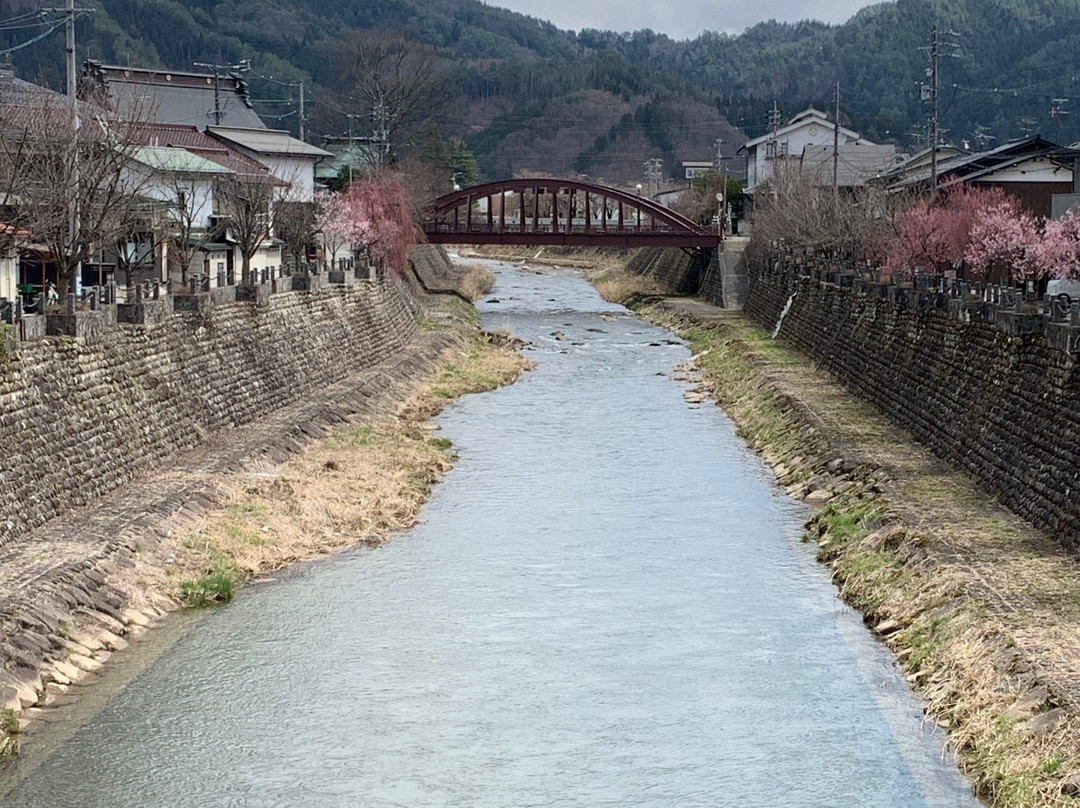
80,61,266,131
738,107,875,195
882,136,1080,218
206,126,331,202
317,136,385,186
800,143,900,189
681,161,715,181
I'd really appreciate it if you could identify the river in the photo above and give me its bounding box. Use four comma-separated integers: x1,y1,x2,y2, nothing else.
0,261,980,807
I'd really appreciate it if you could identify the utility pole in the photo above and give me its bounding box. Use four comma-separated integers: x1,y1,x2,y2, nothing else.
929,25,939,197
40,1,94,295
194,59,250,126
919,26,959,197
768,101,782,135
372,100,390,164
833,81,840,196
298,80,305,141
714,138,729,231
643,158,663,198
65,0,79,296
254,73,308,141
347,113,355,183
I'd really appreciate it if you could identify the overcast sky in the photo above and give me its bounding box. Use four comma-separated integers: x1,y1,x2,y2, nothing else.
490,0,883,40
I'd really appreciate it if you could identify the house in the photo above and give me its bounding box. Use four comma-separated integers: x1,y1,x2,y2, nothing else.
317,135,384,186
883,136,1080,218
681,161,715,182
799,143,900,189
120,145,234,284
0,225,25,302
80,61,266,130
738,107,877,196
206,127,330,202
129,123,287,284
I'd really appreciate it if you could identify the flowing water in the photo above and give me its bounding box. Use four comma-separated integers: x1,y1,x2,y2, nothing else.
0,262,981,807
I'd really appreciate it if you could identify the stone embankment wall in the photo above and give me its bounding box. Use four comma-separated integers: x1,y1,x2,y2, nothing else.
626,245,747,308
745,252,1080,549
0,245,452,548
625,248,705,295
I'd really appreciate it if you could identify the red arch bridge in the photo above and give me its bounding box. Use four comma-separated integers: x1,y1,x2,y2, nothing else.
421,179,720,249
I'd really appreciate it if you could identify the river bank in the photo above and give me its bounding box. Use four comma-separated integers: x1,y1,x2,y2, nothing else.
0,263,529,756
591,264,1080,806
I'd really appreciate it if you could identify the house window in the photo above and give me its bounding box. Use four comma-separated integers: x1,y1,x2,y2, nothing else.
177,190,188,211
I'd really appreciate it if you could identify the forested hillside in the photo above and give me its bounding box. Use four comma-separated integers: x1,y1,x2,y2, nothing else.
2,0,1080,184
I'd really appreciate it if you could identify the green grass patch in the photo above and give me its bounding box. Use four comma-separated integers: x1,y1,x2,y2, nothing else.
178,549,241,608
1040,755,1064,774
342,426,378,446
226,502,267,517
427,436,453,451
994,714,1018,732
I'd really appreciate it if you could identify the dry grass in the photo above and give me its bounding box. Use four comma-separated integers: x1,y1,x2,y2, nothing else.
461,245,630,270
456,262,496,300
164,336,531,595
588,266,667,305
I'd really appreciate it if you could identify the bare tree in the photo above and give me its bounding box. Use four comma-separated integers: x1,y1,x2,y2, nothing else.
338,32,450,167
115,199,170,289
215,172,277,284
165,175,215,286
0,86,152,301
748,161,913,263
273,196,319,270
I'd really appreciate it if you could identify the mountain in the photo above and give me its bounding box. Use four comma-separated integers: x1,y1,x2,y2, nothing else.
2,0,1080,185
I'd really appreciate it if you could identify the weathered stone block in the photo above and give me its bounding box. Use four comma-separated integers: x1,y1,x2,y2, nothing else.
235,284,271,306
172,294,212,314
997,312,1045,337
46,311,107,342
1046,322,1080,353
116,300,169,326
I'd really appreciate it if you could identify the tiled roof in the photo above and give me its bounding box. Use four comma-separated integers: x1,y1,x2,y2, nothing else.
128,123,281,184
82,62,266,130
207,126,331,158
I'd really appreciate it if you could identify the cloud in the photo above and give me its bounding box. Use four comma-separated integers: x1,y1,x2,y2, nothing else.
492,0,880,40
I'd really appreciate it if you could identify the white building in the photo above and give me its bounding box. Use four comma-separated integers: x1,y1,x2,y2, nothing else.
0,249,17,301
739,107,875,195
207,127,331,202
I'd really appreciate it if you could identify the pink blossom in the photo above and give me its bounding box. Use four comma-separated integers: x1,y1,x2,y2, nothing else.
1035,207,1080,280
316,174,416,274
964,199,1040,281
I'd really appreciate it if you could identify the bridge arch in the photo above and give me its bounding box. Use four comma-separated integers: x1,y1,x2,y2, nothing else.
421,178,719,248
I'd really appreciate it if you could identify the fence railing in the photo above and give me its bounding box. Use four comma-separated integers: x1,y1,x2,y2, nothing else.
0,256,380,343
754,249,1080,352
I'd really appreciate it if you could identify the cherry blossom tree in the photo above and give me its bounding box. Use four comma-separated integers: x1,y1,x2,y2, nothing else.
885,184,998,275
315,190,347,270
964,197,1041,281
1036,207,1080,280
315,174,416,275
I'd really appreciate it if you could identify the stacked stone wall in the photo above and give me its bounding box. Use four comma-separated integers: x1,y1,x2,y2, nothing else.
626,248,701,294
0,248,457,547
745,254,1080,548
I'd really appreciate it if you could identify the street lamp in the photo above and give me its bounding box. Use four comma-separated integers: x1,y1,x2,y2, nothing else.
716,191,725,242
